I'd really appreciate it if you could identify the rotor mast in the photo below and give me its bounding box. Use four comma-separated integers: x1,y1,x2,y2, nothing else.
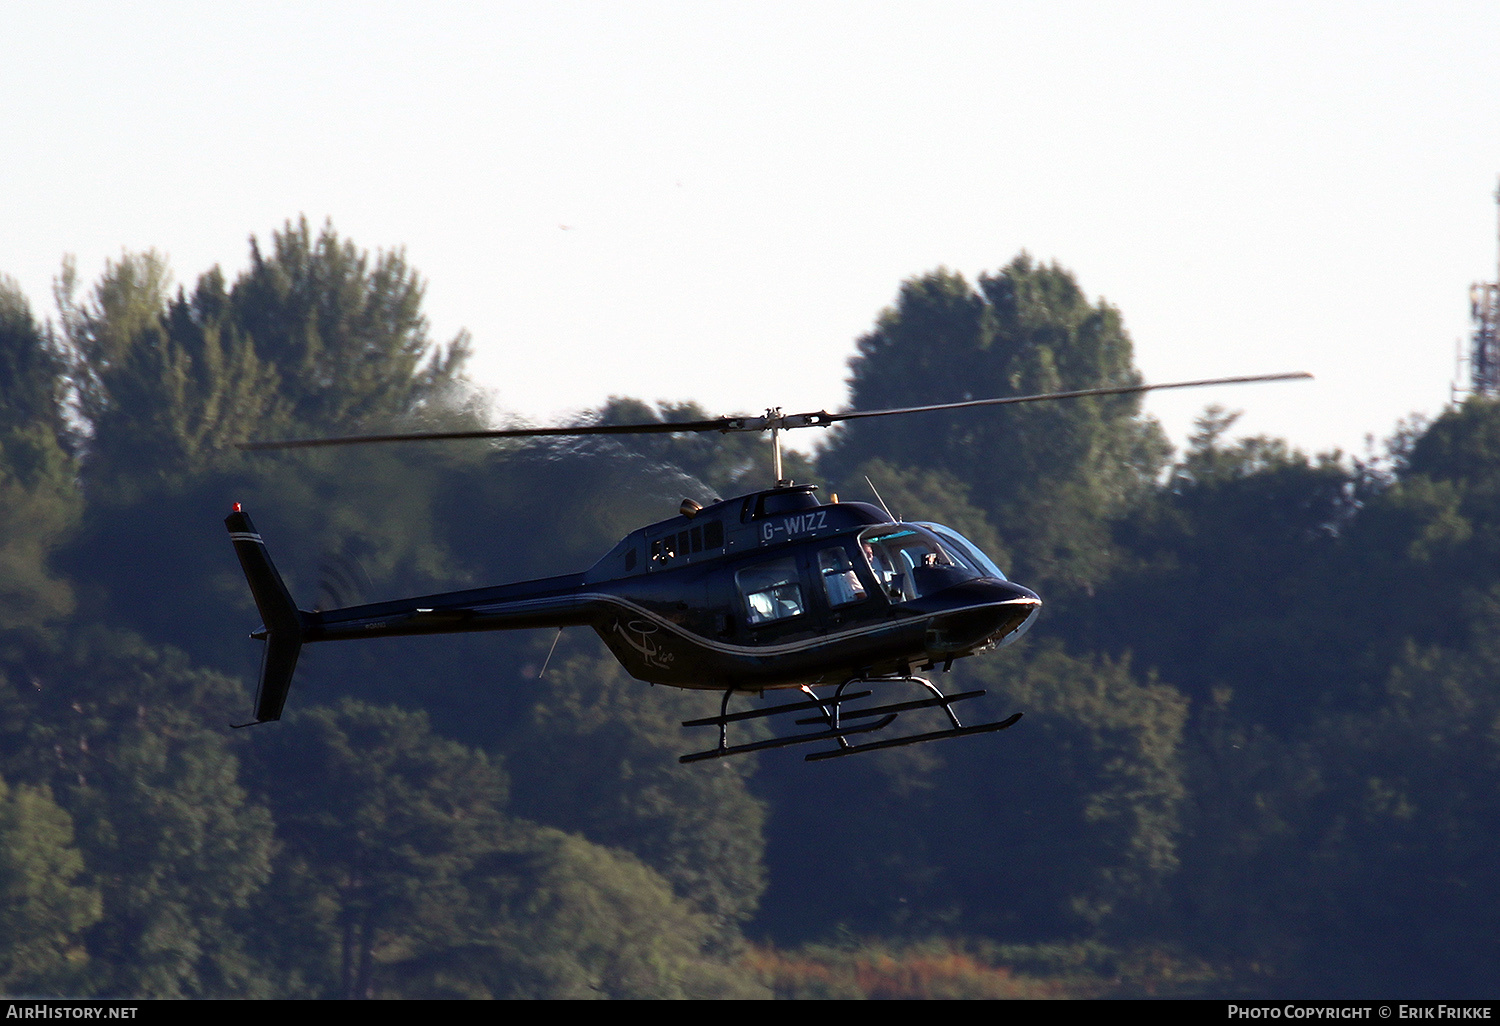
770,410,784,485
725,407,836,487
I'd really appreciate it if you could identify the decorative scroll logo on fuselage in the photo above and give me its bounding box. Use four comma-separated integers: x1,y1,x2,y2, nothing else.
612,618,676,670
759,510,828,544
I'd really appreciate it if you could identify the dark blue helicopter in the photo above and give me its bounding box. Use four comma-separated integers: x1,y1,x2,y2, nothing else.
228,373,1308,762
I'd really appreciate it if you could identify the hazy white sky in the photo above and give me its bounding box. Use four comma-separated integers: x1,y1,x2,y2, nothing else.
5,1,1500,461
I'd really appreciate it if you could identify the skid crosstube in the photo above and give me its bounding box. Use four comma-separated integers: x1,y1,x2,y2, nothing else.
679,679,1021,763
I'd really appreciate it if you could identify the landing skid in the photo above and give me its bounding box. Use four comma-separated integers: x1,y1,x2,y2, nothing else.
680,676,1022,764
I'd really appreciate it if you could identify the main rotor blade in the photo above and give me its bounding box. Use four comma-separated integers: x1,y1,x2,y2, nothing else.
820,372,1313,425
237,416,745,451
237,371,1311,451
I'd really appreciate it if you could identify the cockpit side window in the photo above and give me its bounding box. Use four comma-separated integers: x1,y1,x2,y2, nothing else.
858,525,974,602
914,523,1009,581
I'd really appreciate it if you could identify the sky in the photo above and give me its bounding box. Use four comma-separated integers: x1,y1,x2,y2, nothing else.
4,1,1500,463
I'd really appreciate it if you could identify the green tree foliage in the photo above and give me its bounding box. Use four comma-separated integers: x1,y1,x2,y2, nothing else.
243,699,764,999
1170,626,1500,997
54,221,476,502
0,278,78,632
1346,398,1500,656
0,630,274,998
244,700,510,999
820,257,1169,593
228,217,470,433
466,827,769,999
50,221,486,673
970,645,1189,932
0,276,70,449
0,774,101,996
0,426,77,633
56,255,279,494
507,641,768,936
754,647,1186,945
1080,408,1359,723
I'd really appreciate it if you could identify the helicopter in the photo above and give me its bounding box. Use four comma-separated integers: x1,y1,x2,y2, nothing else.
227,372,1310,762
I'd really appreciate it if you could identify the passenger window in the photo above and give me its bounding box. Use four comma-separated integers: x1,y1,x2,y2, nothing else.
818,547,866,607
704,520,724,548
736,557,805,625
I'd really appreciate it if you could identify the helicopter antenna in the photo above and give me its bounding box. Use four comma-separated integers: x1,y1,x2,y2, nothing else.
864,475,899,521
536,627,563,680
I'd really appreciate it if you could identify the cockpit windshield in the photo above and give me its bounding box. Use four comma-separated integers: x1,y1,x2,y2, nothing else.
914,523,1009,581
858,525,979,602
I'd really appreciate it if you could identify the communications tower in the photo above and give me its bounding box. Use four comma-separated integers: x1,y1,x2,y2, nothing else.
1461,181,1500,398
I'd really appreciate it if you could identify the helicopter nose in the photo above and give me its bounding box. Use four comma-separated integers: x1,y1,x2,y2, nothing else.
995,579,1040,605
985,580,1041,638
921,578,1040,652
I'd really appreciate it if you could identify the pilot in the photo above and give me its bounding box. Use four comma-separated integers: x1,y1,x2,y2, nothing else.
862,541,900,597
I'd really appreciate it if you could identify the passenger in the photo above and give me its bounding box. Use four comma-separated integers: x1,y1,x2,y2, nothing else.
822,550,866,606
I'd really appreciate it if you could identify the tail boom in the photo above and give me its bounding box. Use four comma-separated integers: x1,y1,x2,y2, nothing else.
226,506,605,725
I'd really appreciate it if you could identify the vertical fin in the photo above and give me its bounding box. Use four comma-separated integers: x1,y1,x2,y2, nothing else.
226,508,305,724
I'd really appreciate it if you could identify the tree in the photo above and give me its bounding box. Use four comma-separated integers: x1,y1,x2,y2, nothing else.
0,277,78,632
819,257,1168,595
1079,408,1358,723
245,700,510,998
1167,629,1500,997
243,697,765,998
0,275,71,449
506,642,768,938
756,645,1189,943
0,774,101,996
1344,398,1500,658
463,826,769,999
53,253,280,497
228,217,471,434
0,630,275,998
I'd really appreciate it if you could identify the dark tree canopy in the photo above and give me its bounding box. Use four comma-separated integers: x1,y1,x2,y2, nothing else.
229,217,471,433
819,256,1169,593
